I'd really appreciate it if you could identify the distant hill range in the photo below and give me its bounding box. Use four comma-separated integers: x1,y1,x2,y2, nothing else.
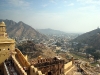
0,19,46,39
72,28,100,49
37,28,70,35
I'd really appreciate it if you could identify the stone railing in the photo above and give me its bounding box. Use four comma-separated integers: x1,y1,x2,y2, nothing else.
30,66,45,75
12,55,27,75
33,59,64,67
15,48,30,67
4,62,10,75
64,61,74,74
14,48,44,75
80,62,98,75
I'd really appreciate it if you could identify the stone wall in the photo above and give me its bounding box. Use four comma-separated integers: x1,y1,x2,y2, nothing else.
30,66,45,75
15,48,30,68
12,55,27,75
64,61,73,74
12,48,44,75
32,57,64,75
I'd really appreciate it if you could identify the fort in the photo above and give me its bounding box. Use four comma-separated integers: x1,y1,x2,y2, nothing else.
0,21,75,75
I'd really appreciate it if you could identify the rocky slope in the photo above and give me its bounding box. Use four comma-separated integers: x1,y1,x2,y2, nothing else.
72,28,100,49
17,41,57,59
0,19,47,39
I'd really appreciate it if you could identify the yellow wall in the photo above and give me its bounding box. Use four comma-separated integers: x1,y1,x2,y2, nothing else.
0,21,16,75
64,61,73,73
12,48,45,75
12,55,27,75
24,55,28,61
0,21,15,64
0,43,15,64
0,49,10,64
30,66,45,75
15,48,30,68
0,43,15,51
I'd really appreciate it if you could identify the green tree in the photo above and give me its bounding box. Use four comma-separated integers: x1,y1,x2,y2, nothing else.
93,52,100,62
55,42,62,47
86,47,95,55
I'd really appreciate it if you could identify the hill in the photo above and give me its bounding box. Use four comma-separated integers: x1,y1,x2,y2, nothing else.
17,41,57,59
0,19,47,40
37,28,67,35
72,28,100,49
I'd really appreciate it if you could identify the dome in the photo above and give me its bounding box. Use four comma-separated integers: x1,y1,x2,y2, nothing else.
0,21,6,26
1,21,5,24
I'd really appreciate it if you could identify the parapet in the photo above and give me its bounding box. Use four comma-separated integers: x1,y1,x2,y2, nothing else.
30,65,45,75
31,57,64,68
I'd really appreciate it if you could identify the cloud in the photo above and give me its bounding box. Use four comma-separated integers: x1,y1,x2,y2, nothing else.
50,0,57,4
77,0,100,5
42,4,48,7
64,0,67,3
68,3,74,6
7,0,31,9
78,5,96,11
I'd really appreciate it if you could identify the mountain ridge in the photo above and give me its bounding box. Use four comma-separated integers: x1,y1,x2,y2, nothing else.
37,28,68,35
72,28,100,49
0,19,47,40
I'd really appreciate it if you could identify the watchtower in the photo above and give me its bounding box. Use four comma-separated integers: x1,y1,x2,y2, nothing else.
0,21,15,64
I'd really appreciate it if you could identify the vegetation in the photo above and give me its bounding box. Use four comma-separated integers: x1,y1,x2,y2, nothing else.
17,41,57,59
17,41,43,58
55,42,62,47
69,52,89,62
72,29,100,62
86,47,100,61
72,28,100,50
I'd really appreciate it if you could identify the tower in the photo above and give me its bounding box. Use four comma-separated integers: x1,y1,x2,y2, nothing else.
0,21,15,64
0,21,7,39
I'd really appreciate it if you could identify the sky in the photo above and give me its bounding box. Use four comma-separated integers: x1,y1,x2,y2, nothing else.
0,0,100,33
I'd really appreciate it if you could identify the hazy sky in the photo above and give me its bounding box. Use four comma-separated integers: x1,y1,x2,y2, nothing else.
0,0,100,33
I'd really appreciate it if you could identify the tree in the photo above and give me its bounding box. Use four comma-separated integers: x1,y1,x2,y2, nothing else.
76,43,82,52
92,52,100,62
55,42,62,47
86,47,95,55
86,47,100,62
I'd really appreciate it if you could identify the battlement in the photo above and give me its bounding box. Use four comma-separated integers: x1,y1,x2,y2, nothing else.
32,58,64,67
30,66,45,75
31,57,64,75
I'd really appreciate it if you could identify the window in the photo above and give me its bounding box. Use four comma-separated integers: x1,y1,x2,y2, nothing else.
8,48,10,50
0,69,1,72
48,72,51,75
